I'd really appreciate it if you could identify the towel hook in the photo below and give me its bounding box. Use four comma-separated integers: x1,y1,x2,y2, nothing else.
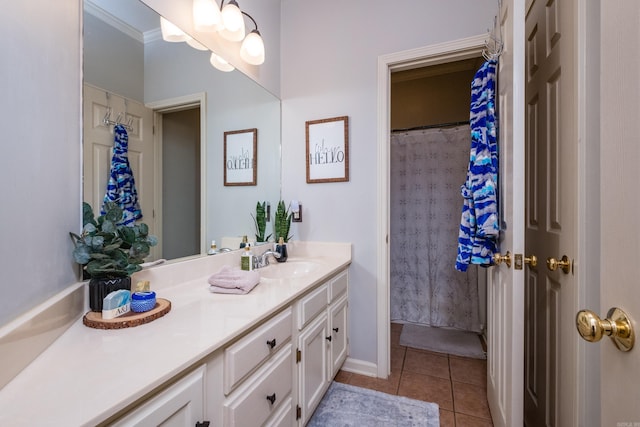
483,14,504,61
103,92,114,127
102,108,113,127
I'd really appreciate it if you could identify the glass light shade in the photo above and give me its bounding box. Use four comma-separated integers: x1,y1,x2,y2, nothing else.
210,52,235,72
160,17,189,42
193,0,222,32
240,30,265,65
219,2,245,41
186,37,208,51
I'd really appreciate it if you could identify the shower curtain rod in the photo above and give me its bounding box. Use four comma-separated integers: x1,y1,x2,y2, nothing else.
391,120,470,133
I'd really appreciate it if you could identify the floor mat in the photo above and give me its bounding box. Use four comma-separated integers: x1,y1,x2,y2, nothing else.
400,323,486,359
307,382,439,427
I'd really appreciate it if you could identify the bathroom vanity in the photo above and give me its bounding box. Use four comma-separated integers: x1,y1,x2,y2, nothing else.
0,242,350,426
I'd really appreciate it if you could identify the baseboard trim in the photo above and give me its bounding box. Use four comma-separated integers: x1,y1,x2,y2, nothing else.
341,357,378,378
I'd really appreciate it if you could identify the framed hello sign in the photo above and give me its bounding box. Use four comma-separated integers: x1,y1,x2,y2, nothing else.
305,116,349,183
224,128,257,186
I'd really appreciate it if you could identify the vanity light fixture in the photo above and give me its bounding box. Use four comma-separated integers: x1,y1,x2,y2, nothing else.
210,52,235,72
219,0,245,42
239,15,265,65
192,0,266,66
193,0,222,32
160,17,189,42
186,37,209,51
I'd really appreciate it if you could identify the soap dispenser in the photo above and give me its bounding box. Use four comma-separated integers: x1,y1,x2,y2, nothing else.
241,244,253,271
207,240,218,255
275,237,288,263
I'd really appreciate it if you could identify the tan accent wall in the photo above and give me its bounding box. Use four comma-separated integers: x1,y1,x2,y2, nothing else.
391,59,482,130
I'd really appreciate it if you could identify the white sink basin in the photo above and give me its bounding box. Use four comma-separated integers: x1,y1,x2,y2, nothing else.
259,260,321,280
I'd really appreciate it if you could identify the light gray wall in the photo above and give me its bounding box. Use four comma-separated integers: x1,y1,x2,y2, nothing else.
141,0,283,247
0,0,82,327
83,12,145,102
144,39,281,246
280,0,495,365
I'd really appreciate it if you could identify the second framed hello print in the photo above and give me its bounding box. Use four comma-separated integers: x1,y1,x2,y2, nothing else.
305,116,349,183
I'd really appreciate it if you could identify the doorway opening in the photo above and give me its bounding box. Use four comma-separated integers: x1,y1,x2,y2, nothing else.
389,57,487,358
148,93,207,261
159,106,201,260
376,35,487,378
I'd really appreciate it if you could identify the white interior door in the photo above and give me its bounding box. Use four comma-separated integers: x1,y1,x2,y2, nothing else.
83,84,157,258
596,2,640,423
486,1,526,426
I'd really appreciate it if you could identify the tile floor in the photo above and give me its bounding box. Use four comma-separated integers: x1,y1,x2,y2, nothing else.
335,323,494,427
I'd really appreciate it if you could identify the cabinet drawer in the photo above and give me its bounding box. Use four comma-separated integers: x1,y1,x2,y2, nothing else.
264,395,293,427
329,270,348,303
112,366,204,426
297,284,328,330
224,344,293,427
224,308,292,394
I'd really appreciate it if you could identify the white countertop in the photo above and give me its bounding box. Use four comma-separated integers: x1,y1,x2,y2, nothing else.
0,242,351,426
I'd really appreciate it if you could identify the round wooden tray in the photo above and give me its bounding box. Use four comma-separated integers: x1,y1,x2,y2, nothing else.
83,298,171,329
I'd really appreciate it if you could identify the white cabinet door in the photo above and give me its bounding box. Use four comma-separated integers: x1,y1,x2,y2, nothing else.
112,366,205,427
329,295,348,378
298,312,329,425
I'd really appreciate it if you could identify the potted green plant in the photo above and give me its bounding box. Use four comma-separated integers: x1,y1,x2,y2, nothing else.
273,200,293,243
273,201,292,262
70,202,158,312
251,201,272,243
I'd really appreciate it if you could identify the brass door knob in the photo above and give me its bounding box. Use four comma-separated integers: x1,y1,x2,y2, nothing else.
514,253,537,270
546,255,571,274
493,251,511,268
576,307,634,352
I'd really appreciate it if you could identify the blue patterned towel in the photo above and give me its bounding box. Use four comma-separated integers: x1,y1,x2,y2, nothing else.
456,59,499,271
102,124,142,225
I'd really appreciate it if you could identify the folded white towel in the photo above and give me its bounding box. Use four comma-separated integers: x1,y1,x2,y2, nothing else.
208,265,260,294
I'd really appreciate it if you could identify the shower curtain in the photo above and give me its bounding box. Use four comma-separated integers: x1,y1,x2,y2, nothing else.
390,125,480,332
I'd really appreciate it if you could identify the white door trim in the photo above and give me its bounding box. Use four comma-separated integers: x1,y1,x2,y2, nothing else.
376,34,487,378
146,92,208,256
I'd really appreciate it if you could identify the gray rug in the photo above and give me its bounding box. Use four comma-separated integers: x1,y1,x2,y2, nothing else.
400,323,486,359
307,382,439,427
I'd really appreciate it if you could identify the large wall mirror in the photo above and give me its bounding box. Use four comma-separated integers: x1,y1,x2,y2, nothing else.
83,0,281,261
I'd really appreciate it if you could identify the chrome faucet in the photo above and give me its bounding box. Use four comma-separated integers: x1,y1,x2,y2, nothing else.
254,250,281,268
207,247,232,255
